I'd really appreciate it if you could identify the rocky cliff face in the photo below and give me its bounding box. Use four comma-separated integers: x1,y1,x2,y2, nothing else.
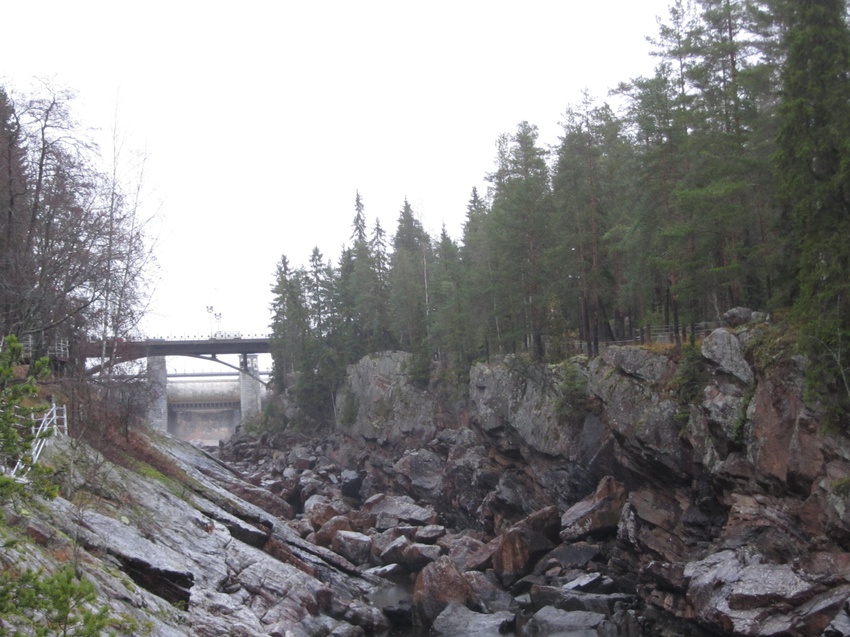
7,318,850,636
317,319,850,635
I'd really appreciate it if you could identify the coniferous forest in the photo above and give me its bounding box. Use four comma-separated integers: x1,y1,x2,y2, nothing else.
267,0,849,427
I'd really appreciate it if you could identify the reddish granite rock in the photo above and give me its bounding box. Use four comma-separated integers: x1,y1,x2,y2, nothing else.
313,515,353,547
561,476,627,542
401,542,443,571
492,524,555,587
413,556,481,625
304,494,350,530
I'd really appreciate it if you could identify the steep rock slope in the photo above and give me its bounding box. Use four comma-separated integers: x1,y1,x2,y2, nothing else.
1,434,390,636
316,321,850,635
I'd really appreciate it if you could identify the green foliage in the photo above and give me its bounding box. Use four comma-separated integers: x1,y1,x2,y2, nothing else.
673,341,709,426
264,2,850,427
0,336,56,503
0,565,113,636
554,362,589,426
833,476,850,498
745,318,795,369
775,0,850,426
733,385,756,447
388,199,430,363
486,122,553,359
339,391,359,428
405,339,433,390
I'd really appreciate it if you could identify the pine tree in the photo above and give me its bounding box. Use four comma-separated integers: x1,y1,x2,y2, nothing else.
307,247,334,338
553,98,628,351
368,218,394,351
332,246,362,362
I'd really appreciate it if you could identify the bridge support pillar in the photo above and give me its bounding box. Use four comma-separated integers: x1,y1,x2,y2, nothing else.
147,356,168,431
240,354,263,423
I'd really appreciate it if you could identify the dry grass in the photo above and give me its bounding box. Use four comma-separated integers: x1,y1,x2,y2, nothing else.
95,426,188,485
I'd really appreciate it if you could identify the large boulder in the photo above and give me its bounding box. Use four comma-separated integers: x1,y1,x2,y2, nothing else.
332,530,373,565
601,345,674,383
492,507,560,587
683,549,839,636
363,493,439,526
413,556,481,625
617,487,690,563
401,542,443,571
561,476,627,542
525,606,607,634
394,448,445,497
304,494,350,530
701,328,753,385
313,515,353,547
431,603,515,635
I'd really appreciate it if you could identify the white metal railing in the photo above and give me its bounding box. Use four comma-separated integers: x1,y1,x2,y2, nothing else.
21,334,35,360
6,401,67,479
48,337,70,360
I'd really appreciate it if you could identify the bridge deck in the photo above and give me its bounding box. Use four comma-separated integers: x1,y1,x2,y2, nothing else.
81,338,271,360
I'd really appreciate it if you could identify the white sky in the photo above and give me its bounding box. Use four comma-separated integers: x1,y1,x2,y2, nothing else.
3,0,671,372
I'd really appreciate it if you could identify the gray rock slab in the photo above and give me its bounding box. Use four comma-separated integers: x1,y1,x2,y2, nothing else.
701,328,753,384
432,603,515,635
526,605,606,634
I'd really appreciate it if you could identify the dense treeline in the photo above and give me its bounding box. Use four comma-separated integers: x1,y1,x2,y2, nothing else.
270,0,850,426
0,82,152,361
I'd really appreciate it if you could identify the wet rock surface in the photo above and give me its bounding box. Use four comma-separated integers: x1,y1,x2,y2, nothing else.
8,322,850,636
215,329,850,637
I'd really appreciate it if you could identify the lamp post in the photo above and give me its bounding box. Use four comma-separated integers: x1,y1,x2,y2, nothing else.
215,313,222,336
206,306,213,338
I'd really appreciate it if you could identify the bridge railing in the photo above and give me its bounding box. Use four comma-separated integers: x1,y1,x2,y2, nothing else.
120,333,272,342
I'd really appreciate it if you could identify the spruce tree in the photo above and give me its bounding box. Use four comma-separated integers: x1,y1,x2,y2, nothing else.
776,0,850,419
352,190,367,244
388,199,432,384
269,255,310,392
486,122,553,359
430,226,469,385
460,187,496,360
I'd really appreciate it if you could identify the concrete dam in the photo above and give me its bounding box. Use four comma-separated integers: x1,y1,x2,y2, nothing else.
166,375,268,446
81,336,272,446
162,351,269,446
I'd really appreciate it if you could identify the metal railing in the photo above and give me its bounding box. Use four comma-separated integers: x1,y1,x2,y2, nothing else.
570,322,721,355
7,401,68,479
18,335,70,361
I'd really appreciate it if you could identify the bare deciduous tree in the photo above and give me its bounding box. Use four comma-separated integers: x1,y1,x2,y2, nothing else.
0,79,157,366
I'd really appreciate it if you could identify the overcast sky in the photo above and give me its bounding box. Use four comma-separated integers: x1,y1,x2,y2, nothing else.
3,0,672,370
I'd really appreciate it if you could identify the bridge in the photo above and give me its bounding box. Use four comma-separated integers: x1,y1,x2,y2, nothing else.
81,335,273,438
79,335,271,373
